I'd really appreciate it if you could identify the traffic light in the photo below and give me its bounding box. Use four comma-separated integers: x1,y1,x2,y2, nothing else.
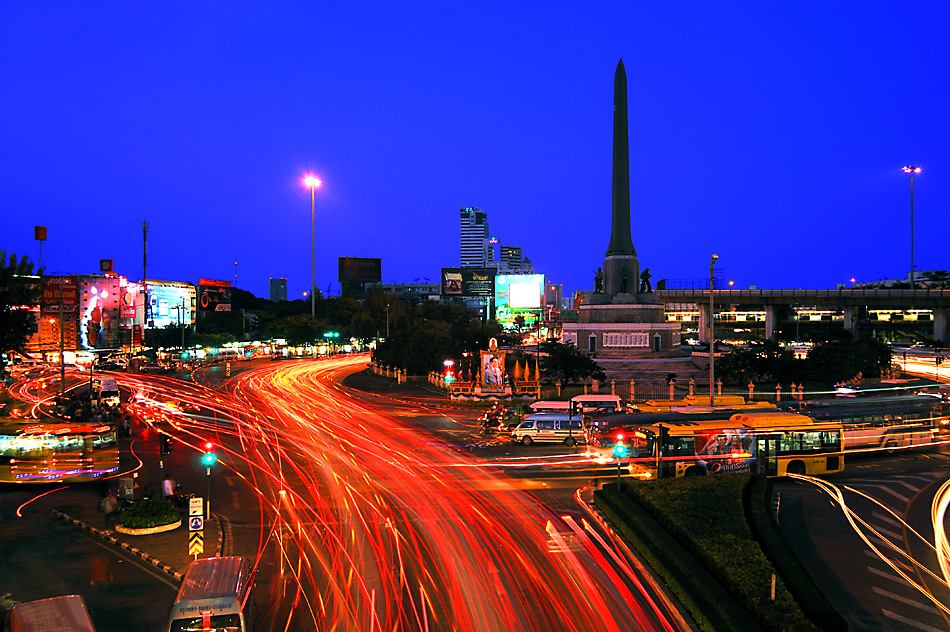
160,434,173,456
613,432,627,459
201,441,216,467
937,356,944,366
443,359,455,383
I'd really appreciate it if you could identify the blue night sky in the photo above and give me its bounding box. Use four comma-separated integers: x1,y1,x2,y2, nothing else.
2,3,947,299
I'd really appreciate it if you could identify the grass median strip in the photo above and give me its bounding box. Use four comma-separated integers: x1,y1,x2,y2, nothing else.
595,474,824,632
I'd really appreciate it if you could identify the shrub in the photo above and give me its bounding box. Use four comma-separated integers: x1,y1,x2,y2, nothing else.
116,498,179,529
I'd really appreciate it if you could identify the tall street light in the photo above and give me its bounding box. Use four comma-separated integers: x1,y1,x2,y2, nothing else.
709,254,719,406
304,175,322,318
902,166,921,289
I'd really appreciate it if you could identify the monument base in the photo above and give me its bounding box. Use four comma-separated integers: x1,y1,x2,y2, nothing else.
562,303,681,358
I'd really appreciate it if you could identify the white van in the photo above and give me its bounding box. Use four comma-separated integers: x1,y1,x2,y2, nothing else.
570,394,622,413
94,378,121,406
528,400,571,414
166,556,257,632
511,413,586,446
3,595,96,632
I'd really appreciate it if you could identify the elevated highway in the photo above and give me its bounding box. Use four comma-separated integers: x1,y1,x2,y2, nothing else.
657,288,950,341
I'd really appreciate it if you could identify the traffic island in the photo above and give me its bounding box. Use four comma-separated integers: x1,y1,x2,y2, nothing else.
115,519,181,536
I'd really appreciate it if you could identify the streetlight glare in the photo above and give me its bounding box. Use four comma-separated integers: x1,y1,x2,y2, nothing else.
304,175,322,188
902,166,921,174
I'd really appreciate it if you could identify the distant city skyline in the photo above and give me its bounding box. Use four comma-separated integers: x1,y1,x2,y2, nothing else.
3,4,948,299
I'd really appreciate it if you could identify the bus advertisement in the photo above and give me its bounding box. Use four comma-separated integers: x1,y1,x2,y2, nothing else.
0,420,119,483
588,411,845,479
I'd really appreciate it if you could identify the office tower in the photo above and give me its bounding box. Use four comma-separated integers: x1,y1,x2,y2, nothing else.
460,206,490,267
500,246,522,272
269,277,288,302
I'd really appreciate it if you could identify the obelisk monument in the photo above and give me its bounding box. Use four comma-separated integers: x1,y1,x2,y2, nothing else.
602,59,640,301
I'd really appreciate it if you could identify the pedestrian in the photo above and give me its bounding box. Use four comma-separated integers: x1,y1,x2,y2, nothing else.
162,474,176,501
99,489,119,529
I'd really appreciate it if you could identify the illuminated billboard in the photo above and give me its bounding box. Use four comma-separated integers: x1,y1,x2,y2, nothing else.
79,275,122,349
198,279,232,312
441,268,496,297
495,274,544,330
146,280,196,328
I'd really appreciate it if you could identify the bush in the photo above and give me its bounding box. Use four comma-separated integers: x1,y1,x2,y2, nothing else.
623,475,819,632
116,498,179,529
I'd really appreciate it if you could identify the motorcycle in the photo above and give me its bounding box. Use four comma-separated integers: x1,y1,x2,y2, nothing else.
170,483,196,509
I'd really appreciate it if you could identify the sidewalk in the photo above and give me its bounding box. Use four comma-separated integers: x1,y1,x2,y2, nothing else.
53,498,222,584
52,426,223,584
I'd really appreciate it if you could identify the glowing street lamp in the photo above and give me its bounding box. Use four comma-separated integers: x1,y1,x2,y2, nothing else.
303,175,322,318
902,166,921,288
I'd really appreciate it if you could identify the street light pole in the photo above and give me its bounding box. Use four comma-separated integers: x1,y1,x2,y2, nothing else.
709,254,719,406
902,166,921,289
304,175,322,319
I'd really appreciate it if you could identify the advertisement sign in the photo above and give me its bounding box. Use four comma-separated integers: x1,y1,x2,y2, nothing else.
494,274,544,329
441,268,496,297
41,276,78,313
198,279,231,312
146,281,196,328
338,257,382,283
79,275,122,349
694,428,756,474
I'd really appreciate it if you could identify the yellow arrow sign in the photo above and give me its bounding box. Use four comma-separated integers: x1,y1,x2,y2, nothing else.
189,531,204,557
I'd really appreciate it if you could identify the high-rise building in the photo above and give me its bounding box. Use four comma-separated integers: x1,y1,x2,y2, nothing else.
269,277,288,302
460,206,490,267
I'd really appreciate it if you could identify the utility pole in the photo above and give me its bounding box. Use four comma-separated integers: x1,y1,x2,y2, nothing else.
142,221,149,351
59,283,65,398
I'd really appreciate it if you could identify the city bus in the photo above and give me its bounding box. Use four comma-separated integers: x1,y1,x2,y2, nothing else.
2,595,96,632
780,394,949,453
628,395,777,414
588,411,845,478
0,419,119,483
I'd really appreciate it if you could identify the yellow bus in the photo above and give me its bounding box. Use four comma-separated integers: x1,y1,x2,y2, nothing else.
628,395,776,414
589,411,845,478
0,419,119,483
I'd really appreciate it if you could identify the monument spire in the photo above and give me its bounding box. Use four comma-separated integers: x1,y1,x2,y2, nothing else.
606,59,635,257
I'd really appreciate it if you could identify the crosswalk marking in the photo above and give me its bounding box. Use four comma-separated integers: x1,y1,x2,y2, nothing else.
873,587,940,615
871,511,903,528
877,486,912,504
881,608,946,632
868,565,908,585
864,549,915,574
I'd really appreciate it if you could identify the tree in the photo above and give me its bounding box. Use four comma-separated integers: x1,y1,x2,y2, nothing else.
0,254,42,373
804,339,890,384
538,342,606,383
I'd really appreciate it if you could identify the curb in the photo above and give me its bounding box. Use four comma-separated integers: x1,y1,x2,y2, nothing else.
52,509,225,584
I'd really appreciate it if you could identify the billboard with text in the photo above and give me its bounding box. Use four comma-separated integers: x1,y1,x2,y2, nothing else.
441,268,496,297
198,279,231,312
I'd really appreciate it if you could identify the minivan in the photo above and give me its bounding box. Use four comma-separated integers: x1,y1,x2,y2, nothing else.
511,413,586,446
166,556,257,632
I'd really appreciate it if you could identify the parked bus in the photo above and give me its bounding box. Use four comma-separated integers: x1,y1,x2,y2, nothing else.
2,595,96,632
780,394,949,453
166,556,257,632
588,411,845,478
0,419,119,483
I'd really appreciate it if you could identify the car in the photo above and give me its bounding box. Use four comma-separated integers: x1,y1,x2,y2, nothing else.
139,362,165,373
